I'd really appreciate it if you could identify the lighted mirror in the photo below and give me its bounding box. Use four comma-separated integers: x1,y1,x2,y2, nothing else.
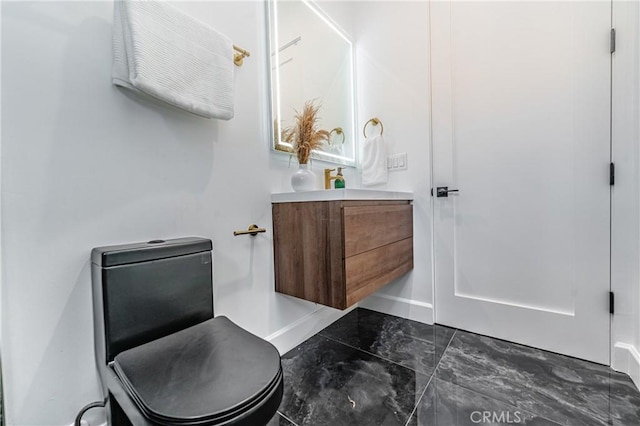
267,0,356,166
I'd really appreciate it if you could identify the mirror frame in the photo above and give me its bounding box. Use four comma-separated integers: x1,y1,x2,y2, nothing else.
266,0,358,167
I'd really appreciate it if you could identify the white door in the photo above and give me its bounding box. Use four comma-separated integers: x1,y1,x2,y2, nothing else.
432,0,612,364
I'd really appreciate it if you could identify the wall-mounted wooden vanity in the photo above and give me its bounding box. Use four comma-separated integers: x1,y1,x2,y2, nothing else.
271,189,414,310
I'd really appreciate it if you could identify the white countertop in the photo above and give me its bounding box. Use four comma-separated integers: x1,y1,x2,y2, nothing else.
271,189,414,203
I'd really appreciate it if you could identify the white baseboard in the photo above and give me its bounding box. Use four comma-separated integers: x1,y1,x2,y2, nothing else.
358,293,434,325
266,305,356,355
612,342,640,391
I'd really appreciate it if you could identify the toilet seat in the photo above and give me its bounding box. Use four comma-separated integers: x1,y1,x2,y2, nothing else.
112,316,283,426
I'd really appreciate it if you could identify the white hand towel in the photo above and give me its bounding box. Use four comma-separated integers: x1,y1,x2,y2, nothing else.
112,0,235,120
361,135,388,186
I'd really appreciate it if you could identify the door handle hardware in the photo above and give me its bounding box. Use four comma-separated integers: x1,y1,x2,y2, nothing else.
436,187,459,198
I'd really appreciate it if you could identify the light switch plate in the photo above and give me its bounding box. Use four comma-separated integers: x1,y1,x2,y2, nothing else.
387,153,408,171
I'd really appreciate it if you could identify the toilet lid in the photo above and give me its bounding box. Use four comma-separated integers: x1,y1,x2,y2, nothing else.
113,316,282,425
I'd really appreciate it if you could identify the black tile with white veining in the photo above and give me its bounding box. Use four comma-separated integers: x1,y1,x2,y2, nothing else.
607,373,640,426
407,377,561,425
267,412,297,426
279,334,430,426
319,308,455,376
435,330,640,426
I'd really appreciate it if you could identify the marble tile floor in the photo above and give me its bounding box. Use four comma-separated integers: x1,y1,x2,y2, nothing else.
268,308,640,426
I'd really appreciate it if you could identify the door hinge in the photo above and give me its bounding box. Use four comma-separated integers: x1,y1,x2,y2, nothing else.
610,162,615,186
610,291,615,315
611,28,616,54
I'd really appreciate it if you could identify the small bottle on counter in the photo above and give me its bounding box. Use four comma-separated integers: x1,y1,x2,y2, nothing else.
334,167,346,189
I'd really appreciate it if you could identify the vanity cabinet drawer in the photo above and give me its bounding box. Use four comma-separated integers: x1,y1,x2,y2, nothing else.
345,237,414,307
272,199,413,310
344,204,413,257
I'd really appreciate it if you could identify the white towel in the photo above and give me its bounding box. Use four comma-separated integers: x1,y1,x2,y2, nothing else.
361,135,388,186
112,0,235,120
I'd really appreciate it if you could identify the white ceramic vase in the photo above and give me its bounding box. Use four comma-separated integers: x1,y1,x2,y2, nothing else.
291,163,316,192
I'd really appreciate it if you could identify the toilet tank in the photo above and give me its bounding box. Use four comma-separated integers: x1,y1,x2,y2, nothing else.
91,237,213,364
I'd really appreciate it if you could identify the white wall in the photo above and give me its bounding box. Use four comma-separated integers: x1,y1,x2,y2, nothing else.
0,1,4,421
0,1,431,424
353,1,433,323
611,0,640,388
0,1,332,424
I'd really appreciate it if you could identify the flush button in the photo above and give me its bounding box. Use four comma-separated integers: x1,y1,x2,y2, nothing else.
148,240,165,244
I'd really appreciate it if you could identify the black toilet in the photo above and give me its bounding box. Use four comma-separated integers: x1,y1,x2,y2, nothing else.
91,237,283,425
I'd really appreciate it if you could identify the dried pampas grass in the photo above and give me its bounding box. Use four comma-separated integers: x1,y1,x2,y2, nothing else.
282,100,329,164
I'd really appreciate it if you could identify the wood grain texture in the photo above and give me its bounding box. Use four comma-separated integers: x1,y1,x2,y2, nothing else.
327,201,346,306
341,200,408,207
344,204,413,257
273,200,413,310
345,237,414,307
272,201,345,308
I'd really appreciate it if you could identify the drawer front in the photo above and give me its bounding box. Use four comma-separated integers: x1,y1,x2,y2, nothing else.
345,237,413,307
272,202,345,309
343,204,413,257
